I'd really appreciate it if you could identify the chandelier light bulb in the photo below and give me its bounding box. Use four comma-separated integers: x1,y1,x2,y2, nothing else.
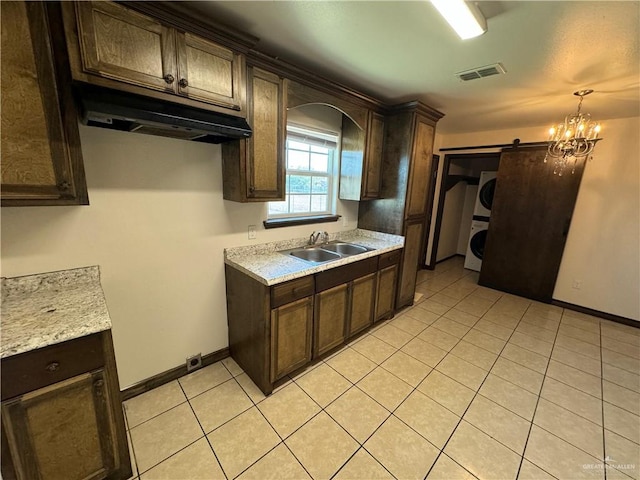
544,90,602,176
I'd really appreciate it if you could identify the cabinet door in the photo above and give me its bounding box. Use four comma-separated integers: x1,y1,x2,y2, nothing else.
75,1,177,92
176,32,246,112
363,112,384,199
375,264,398,321
270,296,313,382
348,273,377,337
1,2,88,206
221,68,284,202
406,117,435,217
397,220,425,308
1,370,119,480
314,284,349,357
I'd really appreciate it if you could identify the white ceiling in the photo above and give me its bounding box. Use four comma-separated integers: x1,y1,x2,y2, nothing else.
191,1,640,134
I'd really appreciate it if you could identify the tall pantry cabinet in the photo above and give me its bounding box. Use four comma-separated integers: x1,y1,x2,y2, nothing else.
358,102,444,309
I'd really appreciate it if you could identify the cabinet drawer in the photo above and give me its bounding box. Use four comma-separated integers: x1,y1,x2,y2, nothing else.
1,332,104,401
378,249,402,269
315,256,378,292
271,276,315,309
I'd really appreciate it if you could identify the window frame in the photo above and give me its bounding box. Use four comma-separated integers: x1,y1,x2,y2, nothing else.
267,124,340,220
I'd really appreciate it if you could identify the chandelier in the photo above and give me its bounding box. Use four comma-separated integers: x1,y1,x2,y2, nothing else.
544,89,601,176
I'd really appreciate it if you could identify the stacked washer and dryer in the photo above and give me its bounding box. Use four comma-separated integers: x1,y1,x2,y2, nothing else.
464,171,497,271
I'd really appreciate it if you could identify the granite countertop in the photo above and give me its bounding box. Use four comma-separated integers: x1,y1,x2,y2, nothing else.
224,228,404,286
1,266,112,359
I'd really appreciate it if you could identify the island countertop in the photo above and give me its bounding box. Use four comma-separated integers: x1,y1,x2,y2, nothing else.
224,228,404,286
1,266,112,359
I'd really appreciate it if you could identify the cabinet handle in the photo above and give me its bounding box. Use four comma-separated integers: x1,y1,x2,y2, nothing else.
179,78,188,88
57,181,70,191
45,362,60,372
249,186,255,194
164,74,175,84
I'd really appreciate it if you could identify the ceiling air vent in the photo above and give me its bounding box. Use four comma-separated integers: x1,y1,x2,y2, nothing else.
456,63,506,82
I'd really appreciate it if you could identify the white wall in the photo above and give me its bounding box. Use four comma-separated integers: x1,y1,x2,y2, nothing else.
0,126,359,388
457,185,478,255
436,181,466,261
430,116,640,321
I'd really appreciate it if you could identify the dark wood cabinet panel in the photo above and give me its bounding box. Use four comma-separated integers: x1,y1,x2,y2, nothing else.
357,103,442,309
2,371,115,480
270,296,313,381
339,111,385,201
348,273,377,336
397,220,425,308
376,264,398,322
65,1,246,115
479,147,586,302
1,331,130,480
314,284,349,357
222,67,285,202
406,119,435,216
1,1,88,206
176,31,245,111
74,1,176,93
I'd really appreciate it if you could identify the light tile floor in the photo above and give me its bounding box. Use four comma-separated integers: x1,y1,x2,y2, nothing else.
124,257,640,480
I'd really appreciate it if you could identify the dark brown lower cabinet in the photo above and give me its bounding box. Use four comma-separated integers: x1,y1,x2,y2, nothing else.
348,273,377,336
1,331,130,480
226,249,400,394
314,284,349,357
314,258,378,356
270,296,313,382
375,250,401,322
479,146,586,302
397,219,425,308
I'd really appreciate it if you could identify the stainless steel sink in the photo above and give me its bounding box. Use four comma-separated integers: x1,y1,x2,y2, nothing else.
289,248,341,263
321,242,369,256
281,240,374,265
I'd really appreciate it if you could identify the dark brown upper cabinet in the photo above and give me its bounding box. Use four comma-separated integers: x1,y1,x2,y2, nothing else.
222,67,286,202
1,1,88,206
339,111,385,201
64,1,246,116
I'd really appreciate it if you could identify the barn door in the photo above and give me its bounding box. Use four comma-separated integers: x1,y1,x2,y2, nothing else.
479,146,586,302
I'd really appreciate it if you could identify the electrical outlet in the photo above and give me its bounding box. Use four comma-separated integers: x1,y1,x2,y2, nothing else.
572,279,582,290
248,225,257,240
342,216,348,227
186,353,202,372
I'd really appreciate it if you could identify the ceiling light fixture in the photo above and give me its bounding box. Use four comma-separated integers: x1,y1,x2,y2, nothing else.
431,0,487,40
545,90,602,176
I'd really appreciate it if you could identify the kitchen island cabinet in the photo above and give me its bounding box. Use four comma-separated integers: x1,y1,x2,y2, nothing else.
224,229,403,394
1,267,130,480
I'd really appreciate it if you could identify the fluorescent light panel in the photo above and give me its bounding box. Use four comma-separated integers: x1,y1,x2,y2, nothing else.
431,0,487,40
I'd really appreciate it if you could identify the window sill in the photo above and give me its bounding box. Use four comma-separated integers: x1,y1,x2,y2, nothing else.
263,214,341,229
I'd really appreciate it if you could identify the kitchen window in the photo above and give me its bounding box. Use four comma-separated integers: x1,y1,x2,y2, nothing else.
267,125,339,219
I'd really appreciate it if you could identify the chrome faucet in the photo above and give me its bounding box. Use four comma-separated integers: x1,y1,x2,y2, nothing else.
309,231,329,245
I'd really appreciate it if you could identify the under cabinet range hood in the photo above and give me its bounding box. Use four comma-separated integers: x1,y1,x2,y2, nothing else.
74,83,252,144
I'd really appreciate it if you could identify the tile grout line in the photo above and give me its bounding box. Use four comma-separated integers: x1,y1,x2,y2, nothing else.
512,303,562,480
423,297,532,480
600,319,608,480
179,376,230,480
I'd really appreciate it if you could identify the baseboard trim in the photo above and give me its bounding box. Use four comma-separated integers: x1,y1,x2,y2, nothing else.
552,300,639,329
121,347,230,401
436,253,464,265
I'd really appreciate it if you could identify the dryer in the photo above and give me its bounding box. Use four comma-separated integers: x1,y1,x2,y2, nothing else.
473,171,497,218
464,220,489,271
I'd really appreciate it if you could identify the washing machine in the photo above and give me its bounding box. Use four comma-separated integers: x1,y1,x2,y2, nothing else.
473,171,498,218
464,220,489,271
